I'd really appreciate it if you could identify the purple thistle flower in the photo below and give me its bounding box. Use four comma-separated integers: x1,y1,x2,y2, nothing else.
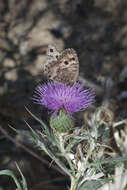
33,82,95,115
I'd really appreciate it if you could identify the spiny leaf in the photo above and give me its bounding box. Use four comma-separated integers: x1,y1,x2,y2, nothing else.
0,170,22,190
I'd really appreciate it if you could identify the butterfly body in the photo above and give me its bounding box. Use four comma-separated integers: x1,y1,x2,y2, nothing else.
43,45,79,85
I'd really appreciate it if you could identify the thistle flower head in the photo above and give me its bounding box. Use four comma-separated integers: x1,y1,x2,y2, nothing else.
33,82,95,115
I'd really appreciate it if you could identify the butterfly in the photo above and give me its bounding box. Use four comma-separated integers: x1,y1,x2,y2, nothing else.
43,44,79,85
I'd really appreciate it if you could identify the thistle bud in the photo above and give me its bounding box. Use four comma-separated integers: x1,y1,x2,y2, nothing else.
50,110,74,133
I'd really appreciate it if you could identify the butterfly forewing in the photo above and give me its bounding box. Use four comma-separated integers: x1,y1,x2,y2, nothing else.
46,44,60,59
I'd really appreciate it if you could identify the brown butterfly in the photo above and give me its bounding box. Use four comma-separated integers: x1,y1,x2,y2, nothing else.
43,44,79,85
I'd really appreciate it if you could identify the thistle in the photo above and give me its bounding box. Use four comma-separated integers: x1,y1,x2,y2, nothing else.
33,81,95,132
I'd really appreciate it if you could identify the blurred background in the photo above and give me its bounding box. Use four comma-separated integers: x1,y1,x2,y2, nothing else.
0,0,127,189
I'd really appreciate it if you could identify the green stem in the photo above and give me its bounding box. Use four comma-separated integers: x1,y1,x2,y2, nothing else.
69,176,80,190
58,134,75,176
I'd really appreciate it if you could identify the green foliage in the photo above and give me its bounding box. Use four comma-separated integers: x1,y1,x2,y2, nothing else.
21,108,127,190
78,179,111,190
0,165,28,190
2,107,127,190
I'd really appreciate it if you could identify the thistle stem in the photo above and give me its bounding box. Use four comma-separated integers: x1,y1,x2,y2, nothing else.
69,174,81,190
58,133,75,177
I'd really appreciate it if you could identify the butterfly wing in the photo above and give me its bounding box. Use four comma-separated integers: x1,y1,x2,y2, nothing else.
46,44,60,60
43,60,59,80
56,48,79,85
44,46,79,85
